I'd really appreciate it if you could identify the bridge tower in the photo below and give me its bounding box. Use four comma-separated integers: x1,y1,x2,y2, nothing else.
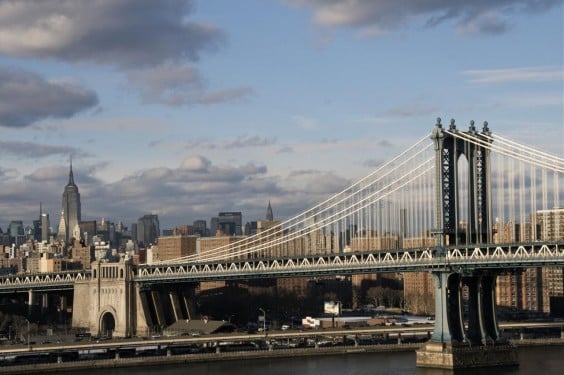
72,258,138,338
417,118,518,369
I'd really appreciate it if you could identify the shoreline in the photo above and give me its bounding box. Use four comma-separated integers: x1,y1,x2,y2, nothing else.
1,338,563,374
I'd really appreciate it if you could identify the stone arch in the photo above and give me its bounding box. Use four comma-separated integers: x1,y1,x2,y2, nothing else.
99,306,118,338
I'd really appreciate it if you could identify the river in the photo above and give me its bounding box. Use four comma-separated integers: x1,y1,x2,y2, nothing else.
68,345,563,375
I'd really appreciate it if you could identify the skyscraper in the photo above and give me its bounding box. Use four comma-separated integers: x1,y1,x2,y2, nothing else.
59,160,81,243
210,212,242,236
137,214,160,247
266,201,273,221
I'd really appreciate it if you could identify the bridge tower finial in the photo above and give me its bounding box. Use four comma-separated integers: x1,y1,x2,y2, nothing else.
482,121,490,134
469,120,476,133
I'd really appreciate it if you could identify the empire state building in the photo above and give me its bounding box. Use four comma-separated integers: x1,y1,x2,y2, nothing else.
58,161,81,243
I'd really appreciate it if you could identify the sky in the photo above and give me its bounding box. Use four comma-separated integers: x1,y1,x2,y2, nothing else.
0,0,562,231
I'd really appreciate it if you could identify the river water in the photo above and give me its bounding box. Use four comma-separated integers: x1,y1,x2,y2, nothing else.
69,346,563,375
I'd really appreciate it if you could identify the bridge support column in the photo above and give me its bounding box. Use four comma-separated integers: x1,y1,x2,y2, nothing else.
28,290,34,317
150,291,166,329
41,293,49,315
169,291,184,321
135,285,152,337
179,288,197,320
416,271,517,369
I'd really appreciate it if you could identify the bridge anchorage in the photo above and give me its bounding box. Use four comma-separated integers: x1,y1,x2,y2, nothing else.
417,119,518,369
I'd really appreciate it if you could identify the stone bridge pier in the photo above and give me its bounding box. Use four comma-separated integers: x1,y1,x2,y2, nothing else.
416,270,518,369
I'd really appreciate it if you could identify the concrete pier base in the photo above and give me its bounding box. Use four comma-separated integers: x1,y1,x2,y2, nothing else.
416,342,518,369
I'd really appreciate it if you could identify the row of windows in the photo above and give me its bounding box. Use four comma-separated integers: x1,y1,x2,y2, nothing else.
93,267,125,279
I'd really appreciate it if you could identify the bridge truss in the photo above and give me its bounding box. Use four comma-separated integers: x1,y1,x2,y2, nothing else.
0,270,91,293
136,242,564,283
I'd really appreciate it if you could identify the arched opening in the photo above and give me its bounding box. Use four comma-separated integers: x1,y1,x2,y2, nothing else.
100,312,115,338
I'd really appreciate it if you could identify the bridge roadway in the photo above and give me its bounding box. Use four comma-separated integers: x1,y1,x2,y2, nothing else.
0,242,562,292
137,242,564,283
0,322,561,356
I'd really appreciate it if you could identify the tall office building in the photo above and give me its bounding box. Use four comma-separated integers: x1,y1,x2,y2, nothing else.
41,210,50,242
7,220,24,246
210,212,242,236
137,214,160,247
59,160,81,243
266,201,273,221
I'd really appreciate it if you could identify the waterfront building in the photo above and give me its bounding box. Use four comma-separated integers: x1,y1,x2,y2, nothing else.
495,208,564,315
198,235,246,291
151,234,198,262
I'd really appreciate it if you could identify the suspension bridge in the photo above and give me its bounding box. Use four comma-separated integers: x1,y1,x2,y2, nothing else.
138,119,563,281
0,119,562,369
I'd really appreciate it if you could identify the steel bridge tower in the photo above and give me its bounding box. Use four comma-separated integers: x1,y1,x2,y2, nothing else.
417,119,518,369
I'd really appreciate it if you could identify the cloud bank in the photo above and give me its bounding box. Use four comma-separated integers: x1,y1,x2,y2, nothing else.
0,66,98,127
286,0,560,35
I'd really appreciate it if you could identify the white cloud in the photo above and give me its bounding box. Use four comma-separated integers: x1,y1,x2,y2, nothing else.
180,156,211,171
292,115,317,129
462,66,563,84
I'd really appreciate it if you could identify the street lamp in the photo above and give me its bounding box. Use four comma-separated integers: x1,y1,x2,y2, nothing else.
258,308,266,333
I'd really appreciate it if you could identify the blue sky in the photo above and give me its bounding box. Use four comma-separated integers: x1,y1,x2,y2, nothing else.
0,0,562,231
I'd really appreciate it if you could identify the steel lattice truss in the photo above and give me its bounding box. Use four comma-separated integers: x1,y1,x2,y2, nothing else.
135,242,564,283
0,270,91,293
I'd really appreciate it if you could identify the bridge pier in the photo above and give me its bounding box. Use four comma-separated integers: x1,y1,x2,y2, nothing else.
416,270,517,369
418,120,517,369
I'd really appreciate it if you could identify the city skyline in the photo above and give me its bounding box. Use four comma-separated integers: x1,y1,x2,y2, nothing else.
0,0,562,229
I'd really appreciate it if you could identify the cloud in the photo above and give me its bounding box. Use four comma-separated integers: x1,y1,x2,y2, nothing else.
362,159,385,168
462,66,564,84
179,155,212,172
0,157,354,230
129,61,252,106
286,0,559,36
277,146,294,154
387,104,438,117
292,115,317,129
198,87,253,105
0,1,250,108
0,141,88,158
0,66,98,127
224,135,277,149
0,0,223,68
